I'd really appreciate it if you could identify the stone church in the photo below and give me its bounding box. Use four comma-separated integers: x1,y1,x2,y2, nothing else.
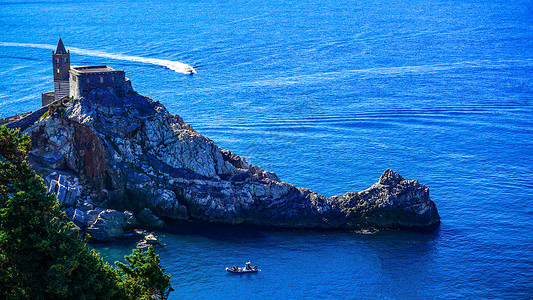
42,38,132,106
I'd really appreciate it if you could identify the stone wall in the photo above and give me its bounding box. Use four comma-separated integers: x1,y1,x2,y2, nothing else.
70,70,127,99
5,106,49,132
42,91,55,106
54,80,69,101
5,97,69,132
53,49,70,101
0,111,32,126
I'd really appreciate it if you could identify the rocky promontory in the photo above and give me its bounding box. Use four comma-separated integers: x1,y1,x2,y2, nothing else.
15,86,439,240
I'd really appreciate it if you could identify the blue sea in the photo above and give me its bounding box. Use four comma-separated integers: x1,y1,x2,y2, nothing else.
1,0,532,298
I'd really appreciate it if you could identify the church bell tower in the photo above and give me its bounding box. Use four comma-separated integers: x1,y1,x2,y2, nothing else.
53,38,70,101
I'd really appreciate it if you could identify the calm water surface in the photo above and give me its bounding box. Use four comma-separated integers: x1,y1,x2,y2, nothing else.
1,0,532,298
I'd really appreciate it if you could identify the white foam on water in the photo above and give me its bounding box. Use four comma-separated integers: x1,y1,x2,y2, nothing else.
0,42,195,74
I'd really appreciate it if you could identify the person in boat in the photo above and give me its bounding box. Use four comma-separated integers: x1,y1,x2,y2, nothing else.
232,265,238,271
245,262,252,270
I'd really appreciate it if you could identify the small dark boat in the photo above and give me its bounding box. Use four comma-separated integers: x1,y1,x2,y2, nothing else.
225,267,258,274
226,262,259,274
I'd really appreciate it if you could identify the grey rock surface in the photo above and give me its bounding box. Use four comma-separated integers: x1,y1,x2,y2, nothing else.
71,209,86,229
124,210,139,229
86,209,128,241
144,233,160,245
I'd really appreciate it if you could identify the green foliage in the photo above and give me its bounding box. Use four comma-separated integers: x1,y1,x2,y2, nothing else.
0,126,126,299
38,110,50,121
0,126,174,299
0,125,31,163
116,246,174,300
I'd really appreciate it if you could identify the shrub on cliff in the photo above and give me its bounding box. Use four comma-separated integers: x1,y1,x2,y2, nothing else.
0,126,126,298
0,127,125,299
0,126,174,299
116,246,174,300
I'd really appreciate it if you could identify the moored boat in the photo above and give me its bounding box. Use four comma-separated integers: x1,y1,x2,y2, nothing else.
226,262,259,274
225,267,258,274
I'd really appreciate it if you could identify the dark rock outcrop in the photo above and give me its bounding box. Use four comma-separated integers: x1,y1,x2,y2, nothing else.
86,209,128,241
137,208,165,229
22,87,439,236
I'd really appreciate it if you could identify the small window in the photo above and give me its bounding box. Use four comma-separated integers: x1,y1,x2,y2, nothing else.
87,78,90,84
56,58,59,64
112,76,115,82
64,57,67,63
56,69,59,73
100,76,104,83
58,83,60,89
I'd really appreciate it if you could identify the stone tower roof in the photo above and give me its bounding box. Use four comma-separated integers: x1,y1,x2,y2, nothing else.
55,38,67,54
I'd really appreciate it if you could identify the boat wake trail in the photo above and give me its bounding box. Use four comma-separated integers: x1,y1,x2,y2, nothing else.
0,42,195,74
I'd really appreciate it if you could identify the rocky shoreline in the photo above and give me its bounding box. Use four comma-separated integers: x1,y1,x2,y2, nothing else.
11,85,439,241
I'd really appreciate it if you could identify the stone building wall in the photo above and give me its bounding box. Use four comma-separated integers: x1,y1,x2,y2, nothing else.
54,81,69,100
69,67,127,99
53,49,70,101
42,91,55,107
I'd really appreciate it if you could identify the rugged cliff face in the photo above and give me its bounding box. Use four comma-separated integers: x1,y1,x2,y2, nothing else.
24,87,439,239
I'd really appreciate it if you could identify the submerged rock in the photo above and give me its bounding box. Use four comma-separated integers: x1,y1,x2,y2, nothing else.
144,233,160,245
25,86,439,232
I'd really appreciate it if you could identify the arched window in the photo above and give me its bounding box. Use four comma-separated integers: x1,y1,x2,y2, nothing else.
100,76,104,83
56,58,59,64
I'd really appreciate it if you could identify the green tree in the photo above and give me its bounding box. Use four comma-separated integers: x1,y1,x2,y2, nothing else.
116,246,174,300
0,126,125,299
